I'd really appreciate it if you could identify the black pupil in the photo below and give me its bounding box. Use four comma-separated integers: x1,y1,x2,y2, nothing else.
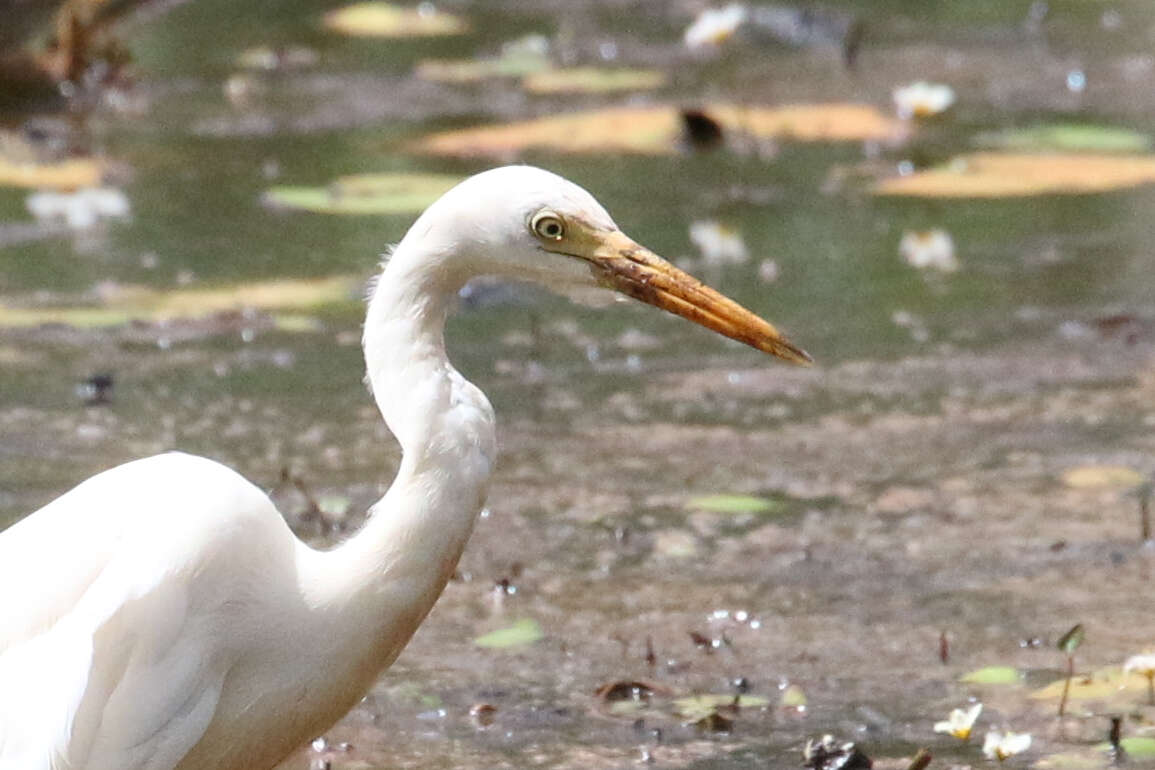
542,220,560,237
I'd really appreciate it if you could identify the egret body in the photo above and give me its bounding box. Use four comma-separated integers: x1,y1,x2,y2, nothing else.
0,166,808,770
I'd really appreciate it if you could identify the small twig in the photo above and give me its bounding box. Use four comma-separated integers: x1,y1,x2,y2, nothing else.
906,748,933,770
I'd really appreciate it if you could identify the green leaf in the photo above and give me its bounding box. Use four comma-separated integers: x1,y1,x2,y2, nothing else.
959,666,1022,685
262,173,461,216
673,694,770,721
474,618,543,649
974,124,1152,153
1058,623,1085,655
686,494,781,515
779,684,807,707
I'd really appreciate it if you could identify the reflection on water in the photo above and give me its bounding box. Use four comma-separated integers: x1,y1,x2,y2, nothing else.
2,1,1155,767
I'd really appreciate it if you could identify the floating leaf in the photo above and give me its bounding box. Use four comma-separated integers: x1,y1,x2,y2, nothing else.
323,2,468,37
263,173,461,216
0,276,361,329
779,684,807,708
673,694,769,721
1058,623,1085,655
1042,737,1155,769
687,494,781,515
874,152,1155,198
959,666,1021,685
974,124,1151,153
522,67,667,95
1100,737,1155,758
1061,465,1146,489
416,55,548,83
0,156,104,190
412,103,905,157
474,618,543,649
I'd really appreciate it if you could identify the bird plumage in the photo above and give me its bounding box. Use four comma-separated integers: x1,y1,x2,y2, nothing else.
0,166,805,770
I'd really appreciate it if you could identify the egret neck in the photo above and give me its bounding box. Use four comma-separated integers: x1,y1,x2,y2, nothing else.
308,239,496,675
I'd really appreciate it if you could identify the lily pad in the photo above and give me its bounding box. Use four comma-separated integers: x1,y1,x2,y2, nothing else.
0,156,104,190
1030,665,1152,703
412,103,906,157
959,666,1022,685
263,172,461,216
673,694,770,721
873,152,1155,198
0,275,361,329
323,2,468,37
1039,737,1155,769
974,124,1151,153
687,494,781,515
474,618,543,649
1061,465,1146,489
522,67,667,95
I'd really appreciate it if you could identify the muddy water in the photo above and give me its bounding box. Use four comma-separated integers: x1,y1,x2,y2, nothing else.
3,1,1155,768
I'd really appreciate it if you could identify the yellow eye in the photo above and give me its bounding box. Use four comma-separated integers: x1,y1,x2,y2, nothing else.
531,211,566,241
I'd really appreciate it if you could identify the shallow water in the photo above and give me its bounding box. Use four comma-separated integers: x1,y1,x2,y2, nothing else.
3,1,1155,767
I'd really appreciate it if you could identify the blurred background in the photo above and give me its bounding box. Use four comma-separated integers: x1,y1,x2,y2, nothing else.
2,1,1155,768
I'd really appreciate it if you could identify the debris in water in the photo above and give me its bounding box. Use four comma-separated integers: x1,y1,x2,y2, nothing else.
76,372,113,405
469,702,497,727
803,734,873,769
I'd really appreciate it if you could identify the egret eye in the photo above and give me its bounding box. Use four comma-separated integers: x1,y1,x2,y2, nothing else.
531,211,566,241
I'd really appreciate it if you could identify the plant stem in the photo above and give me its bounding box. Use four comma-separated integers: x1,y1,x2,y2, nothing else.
1059,654,1074,717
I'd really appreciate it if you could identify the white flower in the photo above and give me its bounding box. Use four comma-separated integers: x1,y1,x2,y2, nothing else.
684,4,748,49
1124,652,1155,677
982,730,1031,761
899,229,958,272
892,81,956,120
689,220,749,265
933,702,982,740
26,187,130,230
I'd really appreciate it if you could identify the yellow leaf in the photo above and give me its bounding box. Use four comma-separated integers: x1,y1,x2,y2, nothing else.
323,2,468,37
0,276,361,329
522,67,667,95
1061,465,1146,489
0,156,104,190
874,153,1155,198
412,103,905,157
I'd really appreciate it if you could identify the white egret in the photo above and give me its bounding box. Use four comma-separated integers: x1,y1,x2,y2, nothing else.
0,165,809,770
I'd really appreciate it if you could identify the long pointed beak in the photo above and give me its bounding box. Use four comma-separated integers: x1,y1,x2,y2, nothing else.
586,230,812,365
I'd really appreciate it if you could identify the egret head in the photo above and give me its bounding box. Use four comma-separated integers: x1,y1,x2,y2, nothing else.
400,165,811,365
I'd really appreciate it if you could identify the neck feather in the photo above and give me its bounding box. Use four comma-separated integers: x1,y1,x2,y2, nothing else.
301,242,497,680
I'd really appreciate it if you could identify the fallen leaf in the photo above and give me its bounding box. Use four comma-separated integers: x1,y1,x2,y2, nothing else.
874,152,1155,198
0,156,104,190
0,276,361,329
323,2,468,37
522,67,667,95
1061,465,1146,489
263,172,461,215
412,103,905,157
959,666,1022,685
474,618,543,649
